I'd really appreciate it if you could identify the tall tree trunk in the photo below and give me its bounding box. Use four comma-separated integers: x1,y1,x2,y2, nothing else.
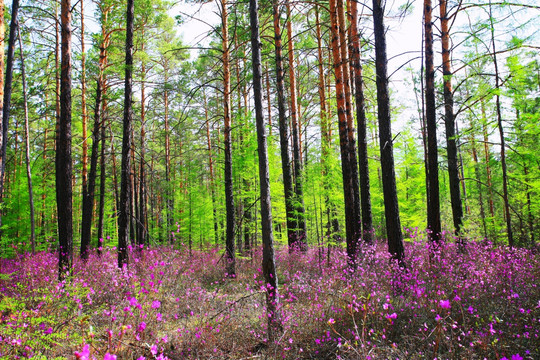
285,0,306,249
372,0,405,265
130,133,138,246
97,116,106,254
164,81,173,244
97,14,109,253
456,121,469,214
524,166,534,247
0,0,4,247
118,0,135,268
249,0,281,341
272,0,296,249
138,53,147,249
80,0,89,212
315,4,328,231
0,0,19,242
221,0,235,276
329,0,360,266
80,81,102,260
424,0,441,243
110,131,120,232
265,64,272,136
439,0,463,239
57,0,73,279
488,1,513,247
315,5,340,248
18,28,36,254
203,90,219,247
41,127,48,238
420,50,430,219
349,0,373,243
479,99,496,226
54,2,60,155
337,0,361,241
470,132,487,238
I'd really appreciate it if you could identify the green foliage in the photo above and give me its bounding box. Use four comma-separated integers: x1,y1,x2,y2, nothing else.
1,0,539,258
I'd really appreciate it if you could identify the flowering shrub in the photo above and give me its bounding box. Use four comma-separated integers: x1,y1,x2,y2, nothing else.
0,238,538,359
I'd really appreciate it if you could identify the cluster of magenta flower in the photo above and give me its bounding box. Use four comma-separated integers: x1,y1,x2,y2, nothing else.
0,236,538,359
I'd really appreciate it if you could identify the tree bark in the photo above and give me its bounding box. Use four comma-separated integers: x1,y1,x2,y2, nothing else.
80,81,102,260
221,0,235,276
470,132,487,238
97,116,106,254
249,0,281,341
424,0,441,243
57,0,73,279
0,0,4,246
41,127,48,238
18,28,36,254
265,64,272,136
0,0,19,242
118,0,135,268
285,0,306,249
164,80,173,244
55,2,60,154
329,0,360,266
203,90,219,247
97,9,109,254
80,0,89,213
130,130,138,246
524,166,534,247
439,0,463,239
272,0,296,249
372,0,405,265
337,0,361,241
349,0,373,243
479,100,495,224
138,52,147,249
488,2,513,247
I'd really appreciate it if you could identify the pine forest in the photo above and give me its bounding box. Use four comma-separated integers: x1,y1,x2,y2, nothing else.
0,0,539,358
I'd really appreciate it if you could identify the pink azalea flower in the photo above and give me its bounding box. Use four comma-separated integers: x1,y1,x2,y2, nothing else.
138,322,147,332
74,344,90,360
439,299,451,309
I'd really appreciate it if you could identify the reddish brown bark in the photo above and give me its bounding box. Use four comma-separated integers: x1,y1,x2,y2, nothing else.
329,0,360,265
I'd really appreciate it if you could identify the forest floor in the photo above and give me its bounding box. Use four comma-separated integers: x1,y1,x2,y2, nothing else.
0,236,539,359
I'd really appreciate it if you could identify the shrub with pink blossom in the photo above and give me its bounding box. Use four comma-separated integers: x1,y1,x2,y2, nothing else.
0,238,538,359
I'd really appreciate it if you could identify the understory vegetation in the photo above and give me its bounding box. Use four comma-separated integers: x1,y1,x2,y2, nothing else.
1,237,538,359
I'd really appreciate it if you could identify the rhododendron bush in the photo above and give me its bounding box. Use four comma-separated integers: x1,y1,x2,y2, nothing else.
0,239,538,359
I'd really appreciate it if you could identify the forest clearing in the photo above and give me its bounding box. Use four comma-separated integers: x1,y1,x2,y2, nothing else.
0,0,539,358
